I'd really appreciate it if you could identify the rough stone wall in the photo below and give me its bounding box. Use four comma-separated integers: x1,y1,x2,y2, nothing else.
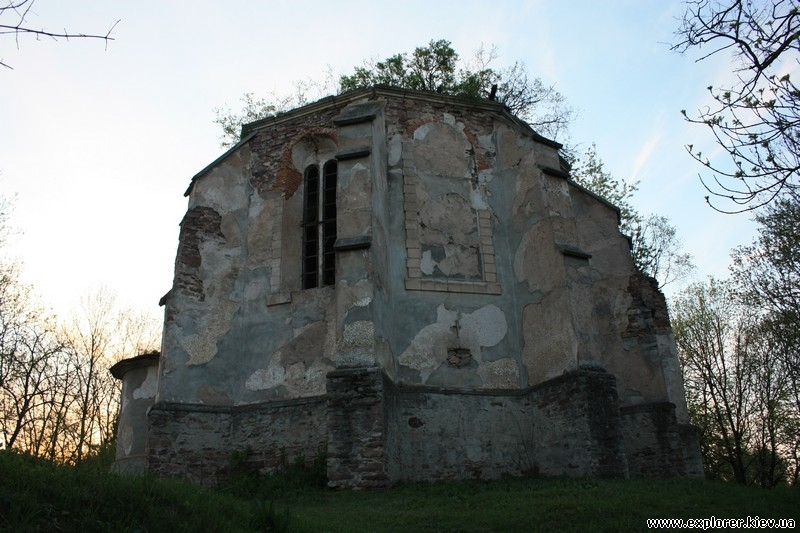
531,369,628,478
382,368,627,482
326,367,389,489
147,397,327,484
621,402,704,478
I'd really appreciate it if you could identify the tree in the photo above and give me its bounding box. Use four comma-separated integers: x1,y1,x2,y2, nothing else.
673,277,796,485
730,192,800,333
569,144,695,289
673,278,759,484
673,0,800,213
0,192,159,461
215,40,575,147
58,287,159,462
0,0,119,70
635,214,696,289
0,262,64,452
730,192,800,482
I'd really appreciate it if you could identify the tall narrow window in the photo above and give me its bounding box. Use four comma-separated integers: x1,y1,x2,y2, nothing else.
321,161,337,286
302,161,337,289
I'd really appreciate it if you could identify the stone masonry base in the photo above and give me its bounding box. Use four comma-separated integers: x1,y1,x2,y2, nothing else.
145,367,702,487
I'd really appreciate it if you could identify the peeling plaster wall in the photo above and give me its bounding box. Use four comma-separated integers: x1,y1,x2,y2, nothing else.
157,108,345,407
146,87,699,486
112,360,158,474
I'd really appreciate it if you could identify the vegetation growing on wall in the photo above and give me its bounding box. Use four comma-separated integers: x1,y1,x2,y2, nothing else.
214,39,575,148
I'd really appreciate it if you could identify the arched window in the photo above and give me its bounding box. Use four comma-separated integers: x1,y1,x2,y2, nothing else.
302,161,337,289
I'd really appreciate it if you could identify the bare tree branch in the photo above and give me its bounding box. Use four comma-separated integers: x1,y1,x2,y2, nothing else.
0,0,119,70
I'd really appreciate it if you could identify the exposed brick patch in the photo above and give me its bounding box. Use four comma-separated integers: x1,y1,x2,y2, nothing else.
173,206,225,301
177,206,225,268
249,110,342,198
624,272,672,338
274,149,302,199
274,127,338,199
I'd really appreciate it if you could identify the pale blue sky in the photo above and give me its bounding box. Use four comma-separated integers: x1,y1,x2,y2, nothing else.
1,0,760,319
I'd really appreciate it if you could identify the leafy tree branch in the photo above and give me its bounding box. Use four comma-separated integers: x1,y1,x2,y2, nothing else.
674,0,800,212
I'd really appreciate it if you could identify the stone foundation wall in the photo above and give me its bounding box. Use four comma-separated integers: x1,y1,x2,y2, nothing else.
385,368,628,482
620,402,704,478
146,367,701,487
146,396,327,484
326,367,389,489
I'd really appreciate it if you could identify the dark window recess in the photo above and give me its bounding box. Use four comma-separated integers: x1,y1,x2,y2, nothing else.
322,161,337,286
302,162,337,289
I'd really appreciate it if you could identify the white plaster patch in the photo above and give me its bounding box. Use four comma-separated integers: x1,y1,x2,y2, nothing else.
245,360,286,391
340,278,374,310
420,250,435,275
470,186,490,210
183,299,240,365
413,123,432,141
246,339,332,397
354,296,372,307
397,306,456,382
132,365,159,400
388,134,403,167
436,244,480,278
398,304,508,384
291,136,337,170
513,230,536,287
244,275,268,301
460,304,507,347
118,424,134,456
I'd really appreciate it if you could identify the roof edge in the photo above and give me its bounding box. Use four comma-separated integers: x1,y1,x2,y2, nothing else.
110,351,160,380
184,132,258,197
187,85,563,198
240,85,562,149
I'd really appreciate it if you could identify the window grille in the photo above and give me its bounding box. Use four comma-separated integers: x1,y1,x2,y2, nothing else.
302,161,337,289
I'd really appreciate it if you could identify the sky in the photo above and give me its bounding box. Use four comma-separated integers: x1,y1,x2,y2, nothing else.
0,0,762,321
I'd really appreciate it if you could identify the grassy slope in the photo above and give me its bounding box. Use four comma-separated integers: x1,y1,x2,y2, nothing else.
1,451,797,532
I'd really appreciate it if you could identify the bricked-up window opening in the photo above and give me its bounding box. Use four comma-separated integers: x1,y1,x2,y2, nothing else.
302,161,337,289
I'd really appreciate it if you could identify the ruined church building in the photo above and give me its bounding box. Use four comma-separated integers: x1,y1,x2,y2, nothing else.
112,86,703,488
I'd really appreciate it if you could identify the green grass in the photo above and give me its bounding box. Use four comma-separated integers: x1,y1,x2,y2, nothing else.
1,449,798,532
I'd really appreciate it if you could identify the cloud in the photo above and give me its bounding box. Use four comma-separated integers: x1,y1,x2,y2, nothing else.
631,132,662,181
